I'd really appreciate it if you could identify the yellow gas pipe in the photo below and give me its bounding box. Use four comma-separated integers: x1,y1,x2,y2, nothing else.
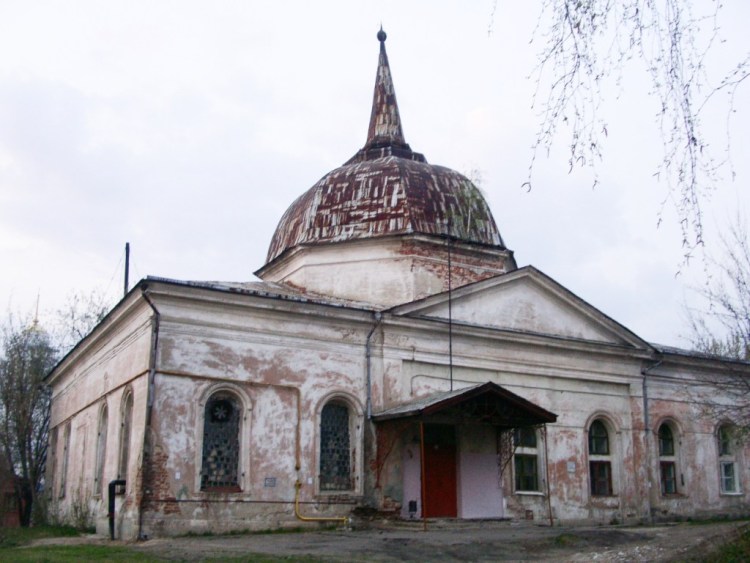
293,481,350,525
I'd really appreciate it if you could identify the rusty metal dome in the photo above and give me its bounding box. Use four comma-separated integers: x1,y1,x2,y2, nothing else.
264,31,506,265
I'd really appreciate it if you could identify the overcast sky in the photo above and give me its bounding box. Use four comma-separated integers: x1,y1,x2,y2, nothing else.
1,1,748,347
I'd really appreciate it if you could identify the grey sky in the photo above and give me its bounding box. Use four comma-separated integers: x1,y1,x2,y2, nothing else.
1,1,748,346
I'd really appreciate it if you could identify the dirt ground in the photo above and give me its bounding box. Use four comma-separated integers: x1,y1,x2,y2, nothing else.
42,518,746,562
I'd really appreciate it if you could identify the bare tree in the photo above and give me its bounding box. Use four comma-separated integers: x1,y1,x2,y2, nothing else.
0,314,57,526
502,1,750,257
686,216,750,429
0,289,111,526
53,289,112,356
688,216,750,359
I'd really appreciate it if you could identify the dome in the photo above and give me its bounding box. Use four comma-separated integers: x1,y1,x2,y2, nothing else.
264,29,507,266
266,155,504,263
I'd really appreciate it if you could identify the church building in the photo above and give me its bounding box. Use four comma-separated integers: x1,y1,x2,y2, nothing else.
46,30,750,539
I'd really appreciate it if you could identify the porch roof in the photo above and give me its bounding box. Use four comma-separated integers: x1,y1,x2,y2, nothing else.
371,381,557,427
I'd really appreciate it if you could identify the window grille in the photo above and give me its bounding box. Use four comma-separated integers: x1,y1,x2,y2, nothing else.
319,403,352,491
201,394,240,490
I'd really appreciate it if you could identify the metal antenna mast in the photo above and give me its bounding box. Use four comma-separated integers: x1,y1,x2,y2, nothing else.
447,218,453,392
124,242,130,296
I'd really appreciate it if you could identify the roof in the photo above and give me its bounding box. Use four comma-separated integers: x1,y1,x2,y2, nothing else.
143,276,381,311
372,381,558,427
263,29,506,266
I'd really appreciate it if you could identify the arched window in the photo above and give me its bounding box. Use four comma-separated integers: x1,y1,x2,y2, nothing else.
118,391,133,480
94,404,108,495
59,423,71,499
47,427,58,499
718,424,741,494
200,392,241,490
319,401,352,491
588,419,613,496
658,423,678,495
514,427,540,492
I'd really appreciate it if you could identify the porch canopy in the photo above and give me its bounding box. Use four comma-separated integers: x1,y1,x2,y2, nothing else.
372,381,557,428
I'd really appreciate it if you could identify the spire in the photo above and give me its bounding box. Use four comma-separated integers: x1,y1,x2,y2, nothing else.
345,28,424,165
365,27,407,149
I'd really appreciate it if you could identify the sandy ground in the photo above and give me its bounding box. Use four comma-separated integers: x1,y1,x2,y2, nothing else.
32,519,747,562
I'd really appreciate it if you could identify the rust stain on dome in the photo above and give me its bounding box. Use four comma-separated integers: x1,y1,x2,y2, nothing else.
266,156,504,263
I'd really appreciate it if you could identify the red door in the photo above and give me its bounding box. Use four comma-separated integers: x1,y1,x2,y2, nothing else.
423,424,457,518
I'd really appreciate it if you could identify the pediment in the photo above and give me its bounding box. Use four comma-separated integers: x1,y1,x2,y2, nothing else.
389,266,649,348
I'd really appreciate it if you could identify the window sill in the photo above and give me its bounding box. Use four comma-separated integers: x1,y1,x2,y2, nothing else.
720,491,744,496
201,486,243,494
514,491,544,496
314,492,362,503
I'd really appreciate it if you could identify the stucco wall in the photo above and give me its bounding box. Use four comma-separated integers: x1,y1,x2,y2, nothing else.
138,287,374,535
46,279,750,537
47,297,153,539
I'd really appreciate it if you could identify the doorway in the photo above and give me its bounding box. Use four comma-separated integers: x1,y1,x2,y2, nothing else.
422,424,457,517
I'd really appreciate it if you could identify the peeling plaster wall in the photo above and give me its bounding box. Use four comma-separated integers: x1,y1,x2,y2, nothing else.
259,235,512,308
46,298,154,539
371,316,750,525
47,278,750,537
137,287,373,535
643,366,750,520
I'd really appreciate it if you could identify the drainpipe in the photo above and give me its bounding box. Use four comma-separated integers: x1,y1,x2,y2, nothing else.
108,479,126,540
641,356,663,523
293,312,382,526
365,312,383,420
137,286,160,540
543,426,554,526
420,421,427,531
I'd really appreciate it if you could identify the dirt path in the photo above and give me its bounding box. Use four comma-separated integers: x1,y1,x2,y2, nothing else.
124,519,747,561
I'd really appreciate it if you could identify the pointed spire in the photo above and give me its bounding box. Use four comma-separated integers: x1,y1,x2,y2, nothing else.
365,27,407,149
345,28,424,165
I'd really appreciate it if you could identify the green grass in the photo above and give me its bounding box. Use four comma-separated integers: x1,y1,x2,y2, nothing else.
0,526,329,562
0,544,162,562
702,523,750,562
0,525,79,549
552,533,582,546
1,545,328,562
0,526,159,562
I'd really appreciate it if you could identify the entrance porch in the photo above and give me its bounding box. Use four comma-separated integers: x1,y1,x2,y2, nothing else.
372,382,557,520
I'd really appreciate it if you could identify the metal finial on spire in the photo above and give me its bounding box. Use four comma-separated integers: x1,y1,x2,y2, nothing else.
377,26,387,43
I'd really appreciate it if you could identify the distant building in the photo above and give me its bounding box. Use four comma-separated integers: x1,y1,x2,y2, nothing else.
46,30,750,539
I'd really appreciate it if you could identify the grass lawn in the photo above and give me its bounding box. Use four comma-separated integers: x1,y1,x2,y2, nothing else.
0,525,326,562
0,526,156,561
699,523,750,562
5,521,749,562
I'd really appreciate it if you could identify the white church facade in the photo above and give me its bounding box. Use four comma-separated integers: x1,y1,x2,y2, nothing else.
46,31,750,539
